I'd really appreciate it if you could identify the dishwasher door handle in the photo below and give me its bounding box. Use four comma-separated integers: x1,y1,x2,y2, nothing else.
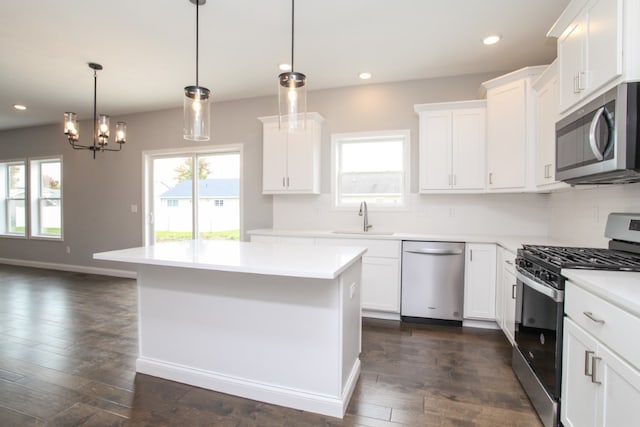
404,248,463,256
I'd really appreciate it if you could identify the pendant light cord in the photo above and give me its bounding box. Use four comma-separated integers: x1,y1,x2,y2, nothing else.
93,68,98,149
290,0,295,72
196,0,200,86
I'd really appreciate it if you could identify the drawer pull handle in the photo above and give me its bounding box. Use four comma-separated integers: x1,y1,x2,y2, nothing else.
591,356,602,385
584,350,594,376
512,284,517,300
583,311,605,324
505,260,514,265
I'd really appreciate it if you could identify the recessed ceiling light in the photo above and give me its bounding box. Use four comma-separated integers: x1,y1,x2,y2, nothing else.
13,104,27,110
279,63,292,71
483,35,501,45
359,72,372,80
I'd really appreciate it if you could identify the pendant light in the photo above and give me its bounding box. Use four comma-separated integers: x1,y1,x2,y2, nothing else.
183,0,211,141
278,0,307,131
63,63,127,160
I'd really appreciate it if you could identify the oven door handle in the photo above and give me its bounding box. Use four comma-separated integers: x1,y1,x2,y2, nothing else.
516,271,564,302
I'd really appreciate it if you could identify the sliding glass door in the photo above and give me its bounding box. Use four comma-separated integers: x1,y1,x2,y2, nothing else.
146,148,241,244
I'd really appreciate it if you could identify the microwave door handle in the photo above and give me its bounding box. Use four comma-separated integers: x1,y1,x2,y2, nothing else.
589,107,606,161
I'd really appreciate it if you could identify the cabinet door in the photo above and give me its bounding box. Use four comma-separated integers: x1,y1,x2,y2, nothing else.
562,319,599,427
486,80,527,189
452,109,486,189
262,123,288,192
419,111,452,190
597,341,640,426
463,244,497,320
502,268,517,345
586,0,622,96
362,257,400,313
558,17,586,111
535,75,559,186
286,124,316,192
495,248,505,327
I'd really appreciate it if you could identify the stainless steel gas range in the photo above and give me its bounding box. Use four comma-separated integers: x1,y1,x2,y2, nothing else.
513,213,640,427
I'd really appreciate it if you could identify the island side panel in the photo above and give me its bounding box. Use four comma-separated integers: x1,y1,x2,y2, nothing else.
340,259,362,395
136,264,344,400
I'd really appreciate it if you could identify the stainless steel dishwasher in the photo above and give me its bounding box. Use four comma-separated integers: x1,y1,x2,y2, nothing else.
401,241,465,323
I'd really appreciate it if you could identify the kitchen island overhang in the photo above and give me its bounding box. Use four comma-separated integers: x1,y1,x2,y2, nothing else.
94,240,366,418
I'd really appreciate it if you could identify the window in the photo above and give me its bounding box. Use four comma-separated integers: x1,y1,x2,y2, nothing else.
145,146,241,244
30,157,62,239
332,130,410,208
0,160,26,237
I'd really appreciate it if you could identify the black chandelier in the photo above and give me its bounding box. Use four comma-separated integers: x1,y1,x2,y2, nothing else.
64,62,127,159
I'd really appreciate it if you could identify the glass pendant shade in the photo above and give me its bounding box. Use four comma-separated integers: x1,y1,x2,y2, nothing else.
278,71,307,130
183,85,211,141
64,112,79,141
115,122,127,144
97,114,110,146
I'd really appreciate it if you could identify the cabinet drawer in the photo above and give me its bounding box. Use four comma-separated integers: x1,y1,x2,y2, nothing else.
316,238,400,259
565,282,640,369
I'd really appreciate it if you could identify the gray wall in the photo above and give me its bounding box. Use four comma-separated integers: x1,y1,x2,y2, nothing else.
0,72,500,271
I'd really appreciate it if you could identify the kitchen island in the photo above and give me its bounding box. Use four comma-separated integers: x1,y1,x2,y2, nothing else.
94,240,366,418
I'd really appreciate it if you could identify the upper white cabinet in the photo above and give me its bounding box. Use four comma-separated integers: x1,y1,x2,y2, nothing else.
259,113,324,194
533,62,569,190
463,243,497,321
415,101,486,192
483,66,546,191
549,0,640,114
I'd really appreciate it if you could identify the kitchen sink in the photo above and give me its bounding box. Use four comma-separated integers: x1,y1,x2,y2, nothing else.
331,230,395,236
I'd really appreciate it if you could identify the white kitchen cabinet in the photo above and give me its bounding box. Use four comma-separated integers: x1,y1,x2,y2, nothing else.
555,0,622,113
562,319,640,427
315,238,402,317
483,66,546,191
494,246,517,343
414,101,486,192
561,281,640,427
259,113,324,194
533,61,569,190
463,243,497,320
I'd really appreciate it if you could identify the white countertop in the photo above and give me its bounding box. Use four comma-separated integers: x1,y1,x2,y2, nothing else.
247,228,571,254
94,240,367,280
563,269,640,318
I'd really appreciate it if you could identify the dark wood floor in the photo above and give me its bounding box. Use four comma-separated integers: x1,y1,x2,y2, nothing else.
0,265,541,426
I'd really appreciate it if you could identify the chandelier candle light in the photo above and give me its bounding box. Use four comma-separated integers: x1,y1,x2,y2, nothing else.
183,0,211,141
64,63,127,160
278,0,307,130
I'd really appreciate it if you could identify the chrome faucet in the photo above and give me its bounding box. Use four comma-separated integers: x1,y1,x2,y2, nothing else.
358,201,373,232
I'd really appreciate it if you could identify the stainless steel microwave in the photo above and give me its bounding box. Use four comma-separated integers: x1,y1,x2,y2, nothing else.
556,82,640,185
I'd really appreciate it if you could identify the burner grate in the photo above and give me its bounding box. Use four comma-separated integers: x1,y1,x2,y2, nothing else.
521,244,640,272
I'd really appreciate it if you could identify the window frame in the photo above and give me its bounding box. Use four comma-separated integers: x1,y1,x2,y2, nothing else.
29,156,63,241
331,130,410,210
0,159,28,238
142,144,243,246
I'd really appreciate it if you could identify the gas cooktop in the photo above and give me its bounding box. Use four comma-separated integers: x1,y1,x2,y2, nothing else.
519,244,640,273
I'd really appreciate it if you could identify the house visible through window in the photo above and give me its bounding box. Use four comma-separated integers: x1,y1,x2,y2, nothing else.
30,157,62,239
167,199,178,207
0,160,26,237
332,130,410,208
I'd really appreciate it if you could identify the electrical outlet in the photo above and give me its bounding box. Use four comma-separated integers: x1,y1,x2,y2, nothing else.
131,204,138,213
66,246,71,254
449,207,456,217
350,282,356,299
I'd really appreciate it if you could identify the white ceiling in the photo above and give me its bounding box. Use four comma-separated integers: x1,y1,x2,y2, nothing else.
0,0,569,131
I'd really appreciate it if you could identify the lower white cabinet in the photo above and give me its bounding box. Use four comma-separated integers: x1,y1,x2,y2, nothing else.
249,234,402,316
494,246,517,342
562,281,640,427
315,238,401,315
463,243,497,320
562,319,640,427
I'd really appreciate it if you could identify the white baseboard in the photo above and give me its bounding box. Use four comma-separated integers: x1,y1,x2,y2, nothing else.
0,257,136,279
463,319,501,330
136,357,359,419
362,310,401,321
